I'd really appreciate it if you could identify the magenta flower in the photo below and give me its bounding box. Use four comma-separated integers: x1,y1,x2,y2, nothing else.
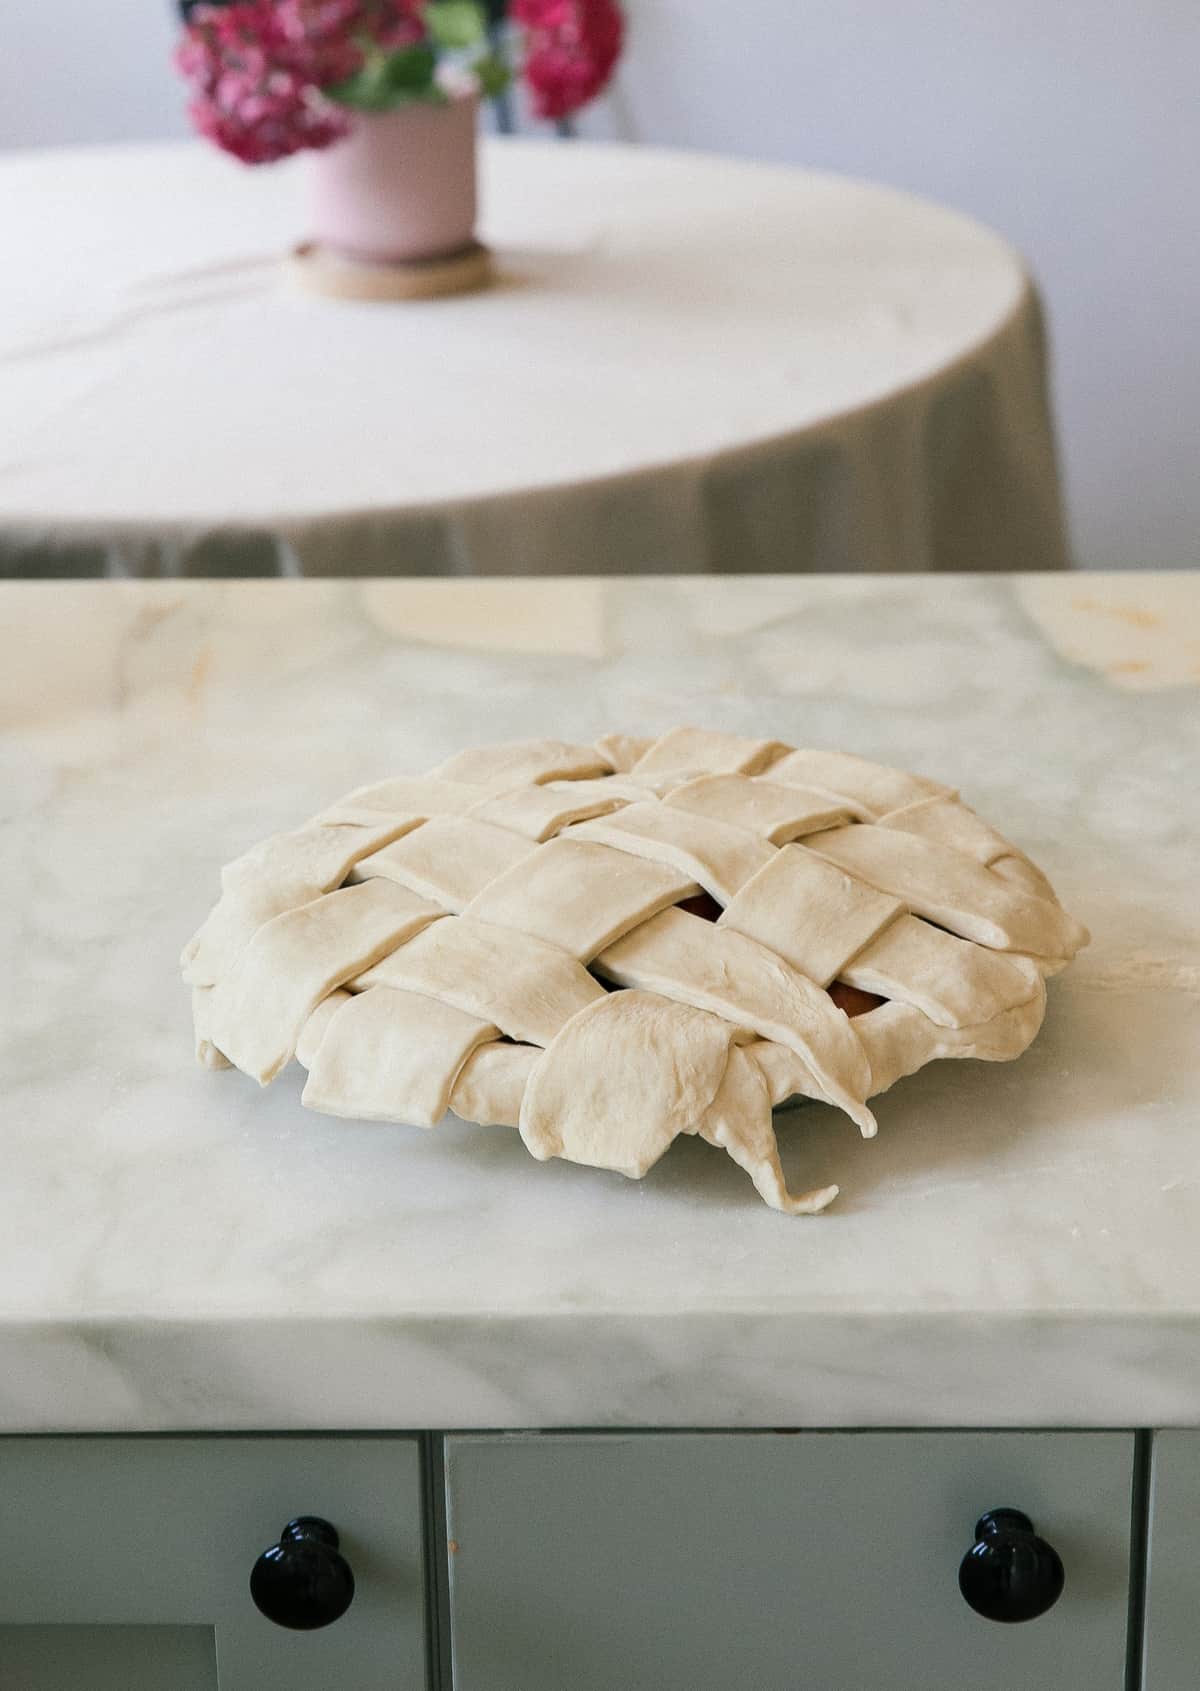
276,1,370,85
513,0,624,121
176,2,352,164
277,0,427,72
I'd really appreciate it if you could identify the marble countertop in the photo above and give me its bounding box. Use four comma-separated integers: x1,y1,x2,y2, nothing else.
2,573,1198,1433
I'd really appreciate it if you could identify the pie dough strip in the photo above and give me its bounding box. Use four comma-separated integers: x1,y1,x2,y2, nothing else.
430,738,613,790
876,795,1020,864
719,845,903,988
181,817,415,987
568,801,777,905
302,986,497,1127
990,855,1061,905
204,879,444,1084
350,816,538,912
465,836,698,962
632,727,788,779
699,1045,839,1216
355,915,606,1046
596,907,877,1138
839,913,1043,1030
853,983,1047,1095
802,825,1089,959
519,991,735,1178
314,775,486,828
593,733,656,772
664,774,853,845
747,1039,829,1108
192,986,231,1071
876,794,1060,905
765,748,952,821
469,779,639,842
449,1041,540,1128
296,988,352,1069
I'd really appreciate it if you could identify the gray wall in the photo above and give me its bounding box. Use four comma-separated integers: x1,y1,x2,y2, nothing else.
3,0,1196,571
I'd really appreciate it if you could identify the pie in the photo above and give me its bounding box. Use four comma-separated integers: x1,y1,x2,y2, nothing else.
184,728,1088,1215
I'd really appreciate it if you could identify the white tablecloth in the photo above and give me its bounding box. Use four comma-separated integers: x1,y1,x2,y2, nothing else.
0,139,1068,577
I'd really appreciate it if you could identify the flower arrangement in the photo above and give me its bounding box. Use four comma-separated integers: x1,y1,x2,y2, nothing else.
176,0,625,165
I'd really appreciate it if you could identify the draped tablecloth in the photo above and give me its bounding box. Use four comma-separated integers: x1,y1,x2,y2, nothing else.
0,139,1069,578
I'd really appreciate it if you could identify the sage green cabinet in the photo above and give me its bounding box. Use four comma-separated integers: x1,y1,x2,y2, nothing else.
1143,1429,1199,1689
0,1427,1148,1688
0,1436,426,1691
444,1431,1134,1691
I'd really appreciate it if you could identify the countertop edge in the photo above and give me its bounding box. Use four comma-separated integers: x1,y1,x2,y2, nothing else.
4,1309,1198,1434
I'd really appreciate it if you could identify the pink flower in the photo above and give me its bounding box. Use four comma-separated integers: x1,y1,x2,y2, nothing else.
185,79,350,167
176,1,352,163
513,0,623,121
371,0,430,52
176,0,427,165
276,0,369,85
275,0,427,75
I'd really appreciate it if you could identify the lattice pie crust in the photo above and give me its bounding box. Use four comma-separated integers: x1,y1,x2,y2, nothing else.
184,729,1088,1215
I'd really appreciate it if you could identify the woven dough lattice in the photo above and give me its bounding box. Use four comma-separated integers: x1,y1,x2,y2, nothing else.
185,728,1088,1214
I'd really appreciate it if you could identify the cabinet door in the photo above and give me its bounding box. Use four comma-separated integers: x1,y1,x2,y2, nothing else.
445,1431,1132,1691
0,1436,426,1691
1143,1430,1199,1689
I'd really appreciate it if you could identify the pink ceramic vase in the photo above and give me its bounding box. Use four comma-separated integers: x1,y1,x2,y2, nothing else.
308,95,480,264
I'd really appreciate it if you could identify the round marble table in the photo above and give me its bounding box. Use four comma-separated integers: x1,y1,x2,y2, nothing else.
0,139,1068,578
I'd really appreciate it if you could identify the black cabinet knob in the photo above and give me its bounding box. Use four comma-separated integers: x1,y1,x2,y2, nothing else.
250,1516,355,1630
959,1507,1065,1623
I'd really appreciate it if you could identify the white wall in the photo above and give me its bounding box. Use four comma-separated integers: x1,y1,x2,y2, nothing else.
1,0,187,148
3,0,1196,570
598,0,1200,574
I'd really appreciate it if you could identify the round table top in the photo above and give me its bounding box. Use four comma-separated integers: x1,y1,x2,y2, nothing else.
0,138,1030,532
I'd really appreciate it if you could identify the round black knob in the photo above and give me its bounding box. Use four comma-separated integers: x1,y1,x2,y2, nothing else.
250,1516,355,1630
959,1507,1065,1623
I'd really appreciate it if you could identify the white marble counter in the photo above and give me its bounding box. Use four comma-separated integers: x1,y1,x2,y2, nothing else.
2,574,1198,1432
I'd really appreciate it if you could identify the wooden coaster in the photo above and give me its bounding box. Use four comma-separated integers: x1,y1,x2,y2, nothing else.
287,239,493,302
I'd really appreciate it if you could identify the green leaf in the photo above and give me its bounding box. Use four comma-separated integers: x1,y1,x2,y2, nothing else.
325,46,397,110
425,1,487,50
382,42,439,93
323,75,386,110
326,42,440,108
472,50,512,98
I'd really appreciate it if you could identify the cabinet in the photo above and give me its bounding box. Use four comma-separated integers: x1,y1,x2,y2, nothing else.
0,1427,1150,1689
0,1436,427,1691
444,1431,1134,1691
1143,1429,1199,1689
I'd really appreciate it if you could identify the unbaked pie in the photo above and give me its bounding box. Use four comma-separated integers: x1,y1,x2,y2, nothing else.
184,728,1088,1214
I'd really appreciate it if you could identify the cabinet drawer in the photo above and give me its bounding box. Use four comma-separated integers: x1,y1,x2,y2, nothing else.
445,1431,1133,1691
1143,1430,1199,1689
0,1435,426,1691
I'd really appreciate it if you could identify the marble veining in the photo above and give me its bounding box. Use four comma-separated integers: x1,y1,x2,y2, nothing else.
1,573,1198,1431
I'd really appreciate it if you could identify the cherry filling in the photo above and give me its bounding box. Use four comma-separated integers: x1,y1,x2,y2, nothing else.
827,980,886,1018
676,891,725,922
673,892,885,1018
